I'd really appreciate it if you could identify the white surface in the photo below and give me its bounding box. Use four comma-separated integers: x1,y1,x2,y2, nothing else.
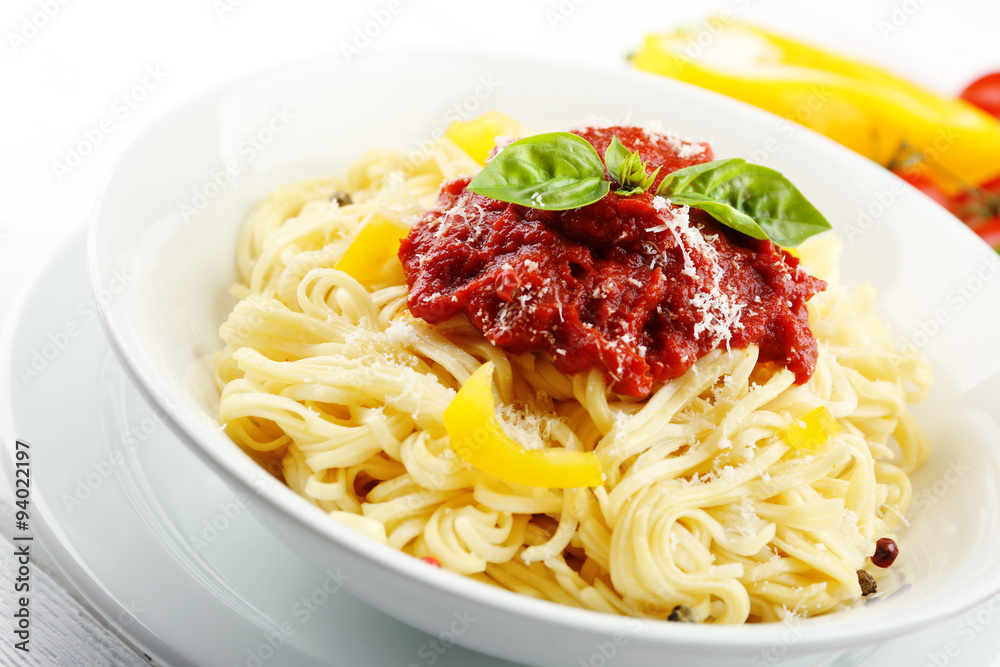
4,1,1000,666
0,532,151,667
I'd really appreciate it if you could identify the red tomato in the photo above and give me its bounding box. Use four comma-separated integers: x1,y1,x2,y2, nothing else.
949,174,1000,227
892,168,950,208
974,217,1000,250
960,72,1000,119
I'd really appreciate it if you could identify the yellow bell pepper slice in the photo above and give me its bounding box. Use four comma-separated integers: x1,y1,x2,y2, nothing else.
443,362,604,488
445,110,522,165
632,20,1000,192
334,211,409,282
785,406,843,452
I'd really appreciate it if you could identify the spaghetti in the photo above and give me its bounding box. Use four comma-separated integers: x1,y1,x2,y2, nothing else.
213,124,931,624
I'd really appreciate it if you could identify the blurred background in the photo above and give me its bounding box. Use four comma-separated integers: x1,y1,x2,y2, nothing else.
1,0,998,664
2,0,998,318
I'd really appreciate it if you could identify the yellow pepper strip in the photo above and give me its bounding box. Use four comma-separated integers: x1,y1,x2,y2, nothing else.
334,211,410,282
785,406,843,452
443,362,604,488
632,20,1000,192
445,110,523,165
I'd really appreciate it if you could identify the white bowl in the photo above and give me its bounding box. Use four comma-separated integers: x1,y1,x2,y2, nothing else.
89,52,1000,666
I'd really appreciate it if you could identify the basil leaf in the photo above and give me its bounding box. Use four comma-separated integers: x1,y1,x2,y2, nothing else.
656,157,746,193
666,193,768,240
656,159,831,247
605,136,660,196
467,132,610,211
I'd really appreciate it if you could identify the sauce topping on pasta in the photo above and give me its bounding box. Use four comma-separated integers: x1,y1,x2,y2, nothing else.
399,125,826,396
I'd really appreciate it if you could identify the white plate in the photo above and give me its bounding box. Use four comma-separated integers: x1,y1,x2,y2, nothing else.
87,53,1000,666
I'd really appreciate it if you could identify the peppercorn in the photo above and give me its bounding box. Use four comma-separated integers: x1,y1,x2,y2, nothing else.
857,569,877,597
871,538,899,568
667,605,697,623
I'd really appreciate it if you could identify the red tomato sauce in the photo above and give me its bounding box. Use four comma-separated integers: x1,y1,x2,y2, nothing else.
398,125,826,396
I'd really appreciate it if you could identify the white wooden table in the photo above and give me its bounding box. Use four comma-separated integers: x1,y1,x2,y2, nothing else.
3,1,999,664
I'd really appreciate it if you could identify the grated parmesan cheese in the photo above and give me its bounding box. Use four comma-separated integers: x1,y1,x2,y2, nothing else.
654,202,746,347
495,403,559,451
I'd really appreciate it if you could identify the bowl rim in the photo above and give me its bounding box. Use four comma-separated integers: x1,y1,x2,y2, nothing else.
86,49,1000,655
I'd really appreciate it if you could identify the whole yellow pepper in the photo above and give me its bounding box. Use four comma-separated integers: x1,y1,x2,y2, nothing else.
444,362,604,488
632,20,1000,192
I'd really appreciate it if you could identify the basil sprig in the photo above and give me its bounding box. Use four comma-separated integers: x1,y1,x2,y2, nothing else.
466,132,831,247
605,136,661,196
